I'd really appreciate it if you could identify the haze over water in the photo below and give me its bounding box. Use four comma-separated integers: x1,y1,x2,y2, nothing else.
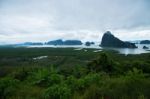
24,44,150,55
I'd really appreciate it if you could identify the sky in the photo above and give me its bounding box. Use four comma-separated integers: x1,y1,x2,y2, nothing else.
0,0,150,44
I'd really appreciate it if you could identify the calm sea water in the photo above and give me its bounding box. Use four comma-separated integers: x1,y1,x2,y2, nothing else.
104,44,150,55
25,44,150,55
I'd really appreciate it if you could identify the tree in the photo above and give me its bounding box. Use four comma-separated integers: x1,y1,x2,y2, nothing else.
0,77,19,98
87,52,115,73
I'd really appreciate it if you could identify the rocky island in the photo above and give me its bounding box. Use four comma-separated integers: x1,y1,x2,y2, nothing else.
140,40,150,44
85,41,95,46
46,39,82,45
23,42,43,45
101,31,137,48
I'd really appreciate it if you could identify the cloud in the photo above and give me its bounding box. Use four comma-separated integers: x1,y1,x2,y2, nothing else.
0,0,150,43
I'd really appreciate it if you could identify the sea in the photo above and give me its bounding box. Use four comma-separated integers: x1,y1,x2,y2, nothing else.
23,43,150,55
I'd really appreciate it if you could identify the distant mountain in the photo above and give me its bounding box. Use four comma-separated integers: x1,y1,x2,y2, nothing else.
101,31,137,48
140,40,150,44
46,39,63,45
24,42,43,45
63,40,82,45
46,39,82,45
126,40,140,44
0,42,44,47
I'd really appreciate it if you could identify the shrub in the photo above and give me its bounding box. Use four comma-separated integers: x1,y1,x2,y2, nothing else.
0,77,19,98
43,84,71,99
100,68,150,98
11,67,29,81
28,67,64,87
28,68,50,87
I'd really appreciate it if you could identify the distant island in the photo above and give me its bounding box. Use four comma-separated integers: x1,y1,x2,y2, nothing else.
2,32,149,48
23,42,43,45
143,46,149,49
46,39,82,45
85,41,95,46
46,39,63,45
100,31,137,48
140,40,150,44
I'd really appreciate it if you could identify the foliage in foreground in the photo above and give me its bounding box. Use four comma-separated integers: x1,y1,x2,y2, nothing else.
0,49,150,99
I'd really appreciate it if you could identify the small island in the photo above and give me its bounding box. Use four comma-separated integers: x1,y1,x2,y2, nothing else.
85,41,95,46
143,46,149,49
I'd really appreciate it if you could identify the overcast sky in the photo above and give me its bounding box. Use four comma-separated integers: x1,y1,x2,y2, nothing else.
0,0,150,43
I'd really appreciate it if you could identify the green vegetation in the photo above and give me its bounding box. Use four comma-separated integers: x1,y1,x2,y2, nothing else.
0,47,150,99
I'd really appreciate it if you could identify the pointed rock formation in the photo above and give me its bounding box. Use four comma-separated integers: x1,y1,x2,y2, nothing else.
101,31,137,48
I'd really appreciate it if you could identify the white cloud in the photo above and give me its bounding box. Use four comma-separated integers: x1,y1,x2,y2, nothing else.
0,0,150,43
